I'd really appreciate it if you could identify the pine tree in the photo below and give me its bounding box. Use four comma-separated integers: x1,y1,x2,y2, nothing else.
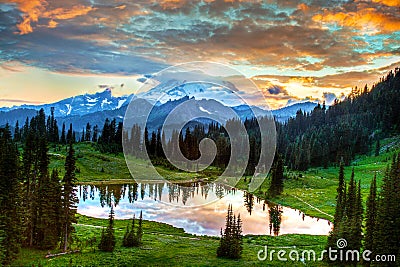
98,206,116,252
61,142,78,251
352,180,363,254
123,215,135,247
14,120,20,142
217,205,243,259
85,123,91,141
36,134,51,248
20,110,49,248
60,123,66,144
364,174,377,263
21,118,36,247
0,125,21,265
92,125,98,142
326,162,346,257
135,211,143,246
375,139,380,157
66,124,73,144
268,154,284,197
375,155,400,261
38,169,62,249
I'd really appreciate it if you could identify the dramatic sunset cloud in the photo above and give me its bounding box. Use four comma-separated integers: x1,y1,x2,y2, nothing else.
8,0,95,34
371,0,400,7
313,8,400,34
0,0,398,108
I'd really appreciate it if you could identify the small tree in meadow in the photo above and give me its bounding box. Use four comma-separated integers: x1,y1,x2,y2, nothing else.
123,211,143,247
98,206,116,252
217,205,243,259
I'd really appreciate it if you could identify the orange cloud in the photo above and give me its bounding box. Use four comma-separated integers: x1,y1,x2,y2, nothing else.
297,3,309,13
115,5,126,10
12,0,44,34
313,8,400,33
158,0,187,9
10,0,95,34
372,0,400,7
43,5,94,20
47,19,57,28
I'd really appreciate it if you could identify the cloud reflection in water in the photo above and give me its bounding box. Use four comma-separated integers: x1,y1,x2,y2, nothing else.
77,183,332,236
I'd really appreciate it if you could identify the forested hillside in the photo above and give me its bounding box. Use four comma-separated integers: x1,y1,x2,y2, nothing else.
277,68,400,170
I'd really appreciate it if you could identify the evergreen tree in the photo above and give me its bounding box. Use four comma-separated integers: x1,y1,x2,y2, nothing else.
85,123,91,141
375,139,380,157
39,169,62,249
135,211,143,246
21,118,36,247
22,117,29,142
339,169,363,263
20,109,49,248
351,180,363,255
92,125,98,142
123,211,144,248
98,206,116,252
123,214,135,247
268,154,284,197
217,205,243,259
326,162,346,257
14,120,20,142
60,123,66,144
364,174,377,263
66,124,73,144
374,155,400,261
0,125,21,265
61,142,78,251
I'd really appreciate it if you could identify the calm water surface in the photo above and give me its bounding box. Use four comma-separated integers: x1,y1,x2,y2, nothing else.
77,182,332,236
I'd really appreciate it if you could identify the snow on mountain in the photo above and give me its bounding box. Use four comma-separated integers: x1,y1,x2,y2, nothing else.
199,106,212,114
0,88,134,117
0,81,322,131
138,80,245,106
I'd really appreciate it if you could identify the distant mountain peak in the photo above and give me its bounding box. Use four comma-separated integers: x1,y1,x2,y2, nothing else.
92,88,112,98
0,88,131,118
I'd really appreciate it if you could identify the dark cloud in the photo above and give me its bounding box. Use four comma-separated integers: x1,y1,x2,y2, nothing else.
137,77,147,83
267,85,288,95
0,98,43,104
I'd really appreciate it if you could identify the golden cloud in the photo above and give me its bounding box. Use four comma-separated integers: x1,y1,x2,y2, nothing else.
158,0,187,9
43,5,94,20
297,3,309,13
47,19,57,28
371,0,400,7
10,0,95,34
313,8,400,33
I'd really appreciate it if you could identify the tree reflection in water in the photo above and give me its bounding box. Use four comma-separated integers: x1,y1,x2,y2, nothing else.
78,182,329,237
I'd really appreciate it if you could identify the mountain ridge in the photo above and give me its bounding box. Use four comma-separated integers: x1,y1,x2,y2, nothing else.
0,86,319,130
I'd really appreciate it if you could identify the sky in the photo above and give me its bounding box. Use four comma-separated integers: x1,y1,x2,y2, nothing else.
0,0,399,109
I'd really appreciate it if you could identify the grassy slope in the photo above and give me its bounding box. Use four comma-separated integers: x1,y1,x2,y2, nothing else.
48,142,212,183
237,136,400,221
14,215,328,267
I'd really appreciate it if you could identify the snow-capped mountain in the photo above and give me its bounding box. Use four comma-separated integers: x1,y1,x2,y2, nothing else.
0,82,322,131
0,88,133,117
138,79,243,106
